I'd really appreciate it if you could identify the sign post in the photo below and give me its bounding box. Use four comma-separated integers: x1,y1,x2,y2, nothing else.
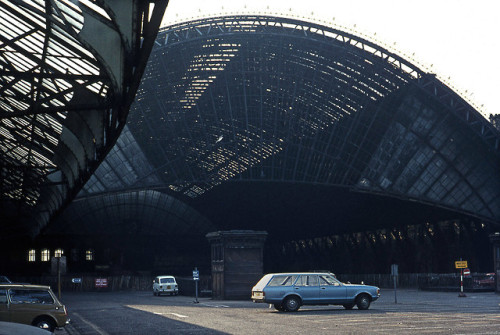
455,260,467,297
193,267,200,303
391,264,398,304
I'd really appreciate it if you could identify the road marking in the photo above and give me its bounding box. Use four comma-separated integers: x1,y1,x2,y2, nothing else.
153,312,188,318
200,303,229,308
72,312,110,335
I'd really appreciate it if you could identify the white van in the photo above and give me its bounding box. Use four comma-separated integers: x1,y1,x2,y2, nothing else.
153,276,178,296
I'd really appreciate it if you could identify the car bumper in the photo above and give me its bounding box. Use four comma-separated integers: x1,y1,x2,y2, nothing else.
159,289,178,293
251,291,265,302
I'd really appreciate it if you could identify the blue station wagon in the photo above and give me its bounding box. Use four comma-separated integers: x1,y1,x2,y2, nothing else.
251,272,380,312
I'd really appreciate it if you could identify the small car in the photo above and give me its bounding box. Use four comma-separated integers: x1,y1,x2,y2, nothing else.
153,275,179,296
251,272,380,312
473,273,496,289
0,284,69,332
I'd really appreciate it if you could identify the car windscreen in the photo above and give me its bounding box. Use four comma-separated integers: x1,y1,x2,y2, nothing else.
319,275,342,286
160,278,175,284
9,289,54,304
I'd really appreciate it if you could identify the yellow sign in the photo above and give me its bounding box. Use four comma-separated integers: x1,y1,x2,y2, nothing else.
455,261,468,269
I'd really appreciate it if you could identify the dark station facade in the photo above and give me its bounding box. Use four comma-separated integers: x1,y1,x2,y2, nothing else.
2,14,500,279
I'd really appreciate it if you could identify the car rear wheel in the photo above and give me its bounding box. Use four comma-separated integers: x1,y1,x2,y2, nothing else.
356,294,371,310
284,296,301,312
343,303,355,310
274,303,285,311
33,316,56,332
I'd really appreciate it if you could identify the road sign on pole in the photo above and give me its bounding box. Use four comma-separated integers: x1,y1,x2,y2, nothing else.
456,260,467,297
193,267,199,303
391,264,398,304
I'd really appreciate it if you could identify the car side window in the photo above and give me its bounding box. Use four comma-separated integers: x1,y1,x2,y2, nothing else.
0,289,7,303
267,275,298,286
9,289,54,304
295,275,319,287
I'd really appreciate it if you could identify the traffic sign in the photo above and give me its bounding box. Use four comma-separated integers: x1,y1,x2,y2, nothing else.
95,278,108,288
455,260,468,269
193,270,199,281
463,268,471,276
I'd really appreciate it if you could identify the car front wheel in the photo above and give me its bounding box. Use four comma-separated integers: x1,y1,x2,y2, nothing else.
356,294,371,310
284,296,301,312
33,317,56,332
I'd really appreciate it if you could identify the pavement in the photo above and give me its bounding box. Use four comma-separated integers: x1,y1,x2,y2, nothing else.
49,288,500,334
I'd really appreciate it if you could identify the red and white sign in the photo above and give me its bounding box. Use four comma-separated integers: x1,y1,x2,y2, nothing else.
463,268,471,276
95,278,108,288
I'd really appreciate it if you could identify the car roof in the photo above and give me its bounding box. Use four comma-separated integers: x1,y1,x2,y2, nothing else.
266,272,333,276
0,284,51,289
156,275,175,278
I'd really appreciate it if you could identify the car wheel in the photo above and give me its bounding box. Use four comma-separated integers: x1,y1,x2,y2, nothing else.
356,294,371,310
33,316,56,332
284,296,301,312
343,303,355,310
274,303,285,311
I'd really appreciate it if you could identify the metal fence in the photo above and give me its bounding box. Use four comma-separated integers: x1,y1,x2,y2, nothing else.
12,272,495,294
338,273,496,291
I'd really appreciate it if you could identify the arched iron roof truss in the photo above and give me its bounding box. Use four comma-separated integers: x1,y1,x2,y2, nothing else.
0,0,168,238
74,15,500,236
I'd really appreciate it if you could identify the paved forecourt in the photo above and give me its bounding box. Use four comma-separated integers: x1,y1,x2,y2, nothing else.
54,289,500,335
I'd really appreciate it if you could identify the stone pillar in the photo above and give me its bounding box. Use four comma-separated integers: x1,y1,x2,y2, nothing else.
489,232,500,293
206,230,267,300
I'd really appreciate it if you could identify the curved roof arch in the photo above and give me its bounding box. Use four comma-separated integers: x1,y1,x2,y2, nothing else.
48,189,215,237
0,0,168,238
62,14,500,240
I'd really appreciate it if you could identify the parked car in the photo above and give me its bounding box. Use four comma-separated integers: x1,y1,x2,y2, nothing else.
0,284,69,332
0,321,52,335
473,273,496,289
251,272,380,312
153,275,178,296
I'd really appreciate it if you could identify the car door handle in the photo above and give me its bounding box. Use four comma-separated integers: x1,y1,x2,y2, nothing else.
321,287,326,290
295,287,299,290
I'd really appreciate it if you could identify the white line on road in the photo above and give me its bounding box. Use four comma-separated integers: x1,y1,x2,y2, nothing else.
200,303,229,308
153,312,188,318
72,312,110,335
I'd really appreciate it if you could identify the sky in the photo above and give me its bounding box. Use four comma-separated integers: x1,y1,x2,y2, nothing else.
161,0,500,119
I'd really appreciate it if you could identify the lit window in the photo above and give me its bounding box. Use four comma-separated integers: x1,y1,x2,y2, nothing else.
85,250,94,261
55,249,64,258
28,249,36,262
41,249,50,262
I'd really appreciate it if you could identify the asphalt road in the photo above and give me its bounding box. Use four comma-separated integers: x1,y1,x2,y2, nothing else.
53,289,500,335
